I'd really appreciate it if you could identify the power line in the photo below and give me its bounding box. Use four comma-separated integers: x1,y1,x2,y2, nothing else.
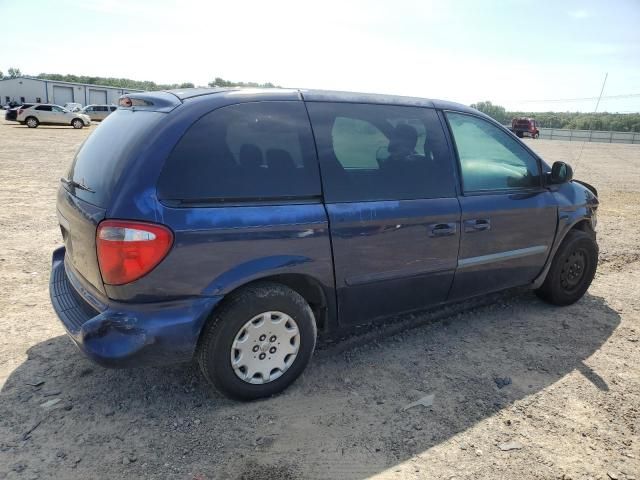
574,73,608,171
522,93,638,103
514,93,640,103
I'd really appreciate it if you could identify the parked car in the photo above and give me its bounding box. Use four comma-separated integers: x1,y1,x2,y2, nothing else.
17,104,91,128
64,102,83,112
510,117,540,138
50,88,599,400
80,104,117,121
5,103,34,121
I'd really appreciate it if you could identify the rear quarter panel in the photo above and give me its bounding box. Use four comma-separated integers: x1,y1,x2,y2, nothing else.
103,92,336,317
104,203,335,304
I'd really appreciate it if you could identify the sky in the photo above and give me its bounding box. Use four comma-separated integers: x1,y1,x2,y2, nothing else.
1,0,639,112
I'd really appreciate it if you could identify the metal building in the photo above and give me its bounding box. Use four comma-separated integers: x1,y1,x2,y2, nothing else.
0,76,142,107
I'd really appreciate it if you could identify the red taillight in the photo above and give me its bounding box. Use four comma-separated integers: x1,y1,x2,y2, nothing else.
96,220,173,285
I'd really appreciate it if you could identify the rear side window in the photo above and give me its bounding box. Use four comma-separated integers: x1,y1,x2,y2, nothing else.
35,105,52,111
306,102,456,202
158,102,320,202
446,112,540,192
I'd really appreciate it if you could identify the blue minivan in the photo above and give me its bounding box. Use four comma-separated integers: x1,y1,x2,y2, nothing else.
50,88,599,399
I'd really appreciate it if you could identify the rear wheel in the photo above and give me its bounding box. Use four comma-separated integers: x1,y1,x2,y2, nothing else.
535,229,598,305
516,131,523,138
25,117,39,128
71,118,84,129
198,282,317,400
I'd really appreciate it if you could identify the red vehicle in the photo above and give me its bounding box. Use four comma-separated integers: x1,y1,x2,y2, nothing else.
510,117,540,139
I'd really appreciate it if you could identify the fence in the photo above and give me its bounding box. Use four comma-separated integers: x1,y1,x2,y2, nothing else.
538,128,640,144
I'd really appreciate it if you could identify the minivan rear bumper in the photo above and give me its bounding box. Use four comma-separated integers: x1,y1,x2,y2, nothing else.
49,247,222,368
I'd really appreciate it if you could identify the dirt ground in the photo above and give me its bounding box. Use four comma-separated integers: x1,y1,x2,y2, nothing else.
0,120,639,480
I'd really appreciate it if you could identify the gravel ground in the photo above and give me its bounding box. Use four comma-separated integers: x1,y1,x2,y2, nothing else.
0,120,639,480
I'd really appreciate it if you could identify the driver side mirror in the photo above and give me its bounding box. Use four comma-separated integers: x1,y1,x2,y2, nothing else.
550,161,573,184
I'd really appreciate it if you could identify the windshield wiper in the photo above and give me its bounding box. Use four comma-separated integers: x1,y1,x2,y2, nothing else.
60,177,95,193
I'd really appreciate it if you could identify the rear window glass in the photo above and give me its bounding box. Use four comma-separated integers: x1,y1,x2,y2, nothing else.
157,101,321,203
66,110,165,207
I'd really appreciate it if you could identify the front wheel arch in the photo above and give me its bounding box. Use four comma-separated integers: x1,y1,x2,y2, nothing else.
535,228,598,305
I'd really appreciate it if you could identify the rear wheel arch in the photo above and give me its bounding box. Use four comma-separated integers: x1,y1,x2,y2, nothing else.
25,116,39,127
197,280,318,399
208,273,330,333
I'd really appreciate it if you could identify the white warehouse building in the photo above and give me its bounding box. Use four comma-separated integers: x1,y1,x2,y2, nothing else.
0,76,142,107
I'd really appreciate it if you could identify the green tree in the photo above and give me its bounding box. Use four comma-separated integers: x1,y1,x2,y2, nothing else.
208,76,278,88
473,101,640,133
7,67,22,78
470,101,509,124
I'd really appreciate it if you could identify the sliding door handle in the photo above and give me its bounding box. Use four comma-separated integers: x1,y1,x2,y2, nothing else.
464,218,491,232
429,222,457,237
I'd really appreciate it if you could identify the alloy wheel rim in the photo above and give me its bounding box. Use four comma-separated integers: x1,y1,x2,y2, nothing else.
230,311,300,385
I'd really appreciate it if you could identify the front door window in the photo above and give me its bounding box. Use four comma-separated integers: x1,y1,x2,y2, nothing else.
446,112,541,192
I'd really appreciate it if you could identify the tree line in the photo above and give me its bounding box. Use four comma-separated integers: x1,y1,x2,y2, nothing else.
2,68,638,132
0,67,277,92
471,100,640,133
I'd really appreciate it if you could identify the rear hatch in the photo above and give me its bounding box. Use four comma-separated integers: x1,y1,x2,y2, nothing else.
57,107,169,295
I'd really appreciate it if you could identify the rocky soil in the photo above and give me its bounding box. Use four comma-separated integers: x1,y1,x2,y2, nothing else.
0,121,639,479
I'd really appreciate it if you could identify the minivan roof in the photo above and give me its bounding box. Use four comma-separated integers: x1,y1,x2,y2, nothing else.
162,87,477,114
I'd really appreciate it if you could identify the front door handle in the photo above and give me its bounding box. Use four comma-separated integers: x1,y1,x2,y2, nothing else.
464,218,491,233
429,222,457,237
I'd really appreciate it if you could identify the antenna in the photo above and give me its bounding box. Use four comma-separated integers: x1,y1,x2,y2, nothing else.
574,73,608,171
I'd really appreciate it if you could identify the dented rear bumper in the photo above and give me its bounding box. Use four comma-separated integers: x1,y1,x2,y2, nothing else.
49,246,222,368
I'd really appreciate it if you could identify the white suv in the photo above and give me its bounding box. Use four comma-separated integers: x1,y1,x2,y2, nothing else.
17,104,91,129
81,104,117,121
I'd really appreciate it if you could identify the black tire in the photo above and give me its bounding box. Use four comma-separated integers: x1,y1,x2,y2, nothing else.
516,131,524,138
533,132,540,139
535,229,598,306
25,116,39,128
198,282,317,400
71,118,84,129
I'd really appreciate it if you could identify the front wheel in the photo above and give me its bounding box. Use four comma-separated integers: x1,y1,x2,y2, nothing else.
198,282,317,400
71,118,84,129
535,229,598,305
